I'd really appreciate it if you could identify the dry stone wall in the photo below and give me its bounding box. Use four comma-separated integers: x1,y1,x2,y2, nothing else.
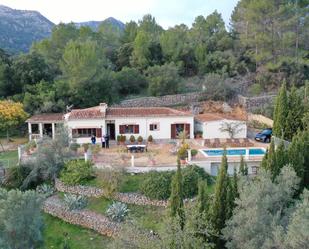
55,179,168,207
43,195,120,237
238,94,276,111
113,92,207,108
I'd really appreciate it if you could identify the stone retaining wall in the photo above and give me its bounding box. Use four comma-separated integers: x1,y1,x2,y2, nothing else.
113,92,207,108
238,94,276,111
43,196,120,237
55,179,168,207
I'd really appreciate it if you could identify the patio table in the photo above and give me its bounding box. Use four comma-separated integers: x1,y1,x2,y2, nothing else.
126,144,147,153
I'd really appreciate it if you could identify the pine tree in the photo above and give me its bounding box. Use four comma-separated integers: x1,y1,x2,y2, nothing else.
211,150,229,248
239,155,248,176
169,159,185,228
273,82,288,138
197,179,208,214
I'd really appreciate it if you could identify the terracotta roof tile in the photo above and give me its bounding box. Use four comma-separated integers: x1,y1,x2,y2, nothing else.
26,113,64,123
106,107,191,117
195,113,247,122
68,106,106,120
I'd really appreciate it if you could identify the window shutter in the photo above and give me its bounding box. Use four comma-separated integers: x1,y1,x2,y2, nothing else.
119,125,125,134
96,128,102,138
150,124,153,131
185,124,190,138
171,124,176,139
134,125,139,134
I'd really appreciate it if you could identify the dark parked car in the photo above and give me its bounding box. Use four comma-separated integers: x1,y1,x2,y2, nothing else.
255,128,272,143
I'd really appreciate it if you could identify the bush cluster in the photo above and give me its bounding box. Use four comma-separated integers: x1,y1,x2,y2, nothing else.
60,160,94,185
140,171,173,200
140,165,211,200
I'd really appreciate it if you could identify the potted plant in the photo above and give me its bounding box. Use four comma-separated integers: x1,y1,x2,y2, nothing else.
147,135,153,144
137,136,143,144
120,135,126,145
129,135,135,144
116,135,121,145
191,149,198,159
177,146,188,165
195,131,203,139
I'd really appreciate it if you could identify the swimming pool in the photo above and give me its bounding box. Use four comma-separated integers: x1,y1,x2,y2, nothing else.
202,148,265,157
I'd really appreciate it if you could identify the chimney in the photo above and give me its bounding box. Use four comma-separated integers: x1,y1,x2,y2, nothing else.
99,103,108,113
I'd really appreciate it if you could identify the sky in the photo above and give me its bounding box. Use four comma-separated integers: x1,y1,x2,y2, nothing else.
0,0,239,29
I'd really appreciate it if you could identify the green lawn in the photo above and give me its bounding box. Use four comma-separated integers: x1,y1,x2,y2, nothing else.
0,150,18,168
43,214,111,249
87,196,166,232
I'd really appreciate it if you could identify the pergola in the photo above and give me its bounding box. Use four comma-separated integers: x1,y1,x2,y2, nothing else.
26,113,64,141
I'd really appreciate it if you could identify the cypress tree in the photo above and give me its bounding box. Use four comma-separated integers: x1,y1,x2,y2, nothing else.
169,158,185,228
288,130,309,188
267,140,277,175
273,142,288,179
239,155,248,176
273,82,288,138
285,86,304,140
197,179,208,214
261,148,269,169
211,150,229,248
232,168,239,199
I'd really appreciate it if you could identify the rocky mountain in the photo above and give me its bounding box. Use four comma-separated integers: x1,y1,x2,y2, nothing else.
0,5,125,54
0,5,55,54
75,17,125,31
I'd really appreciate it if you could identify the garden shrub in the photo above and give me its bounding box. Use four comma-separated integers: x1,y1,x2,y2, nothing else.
148,135,153,143
60,160,94,185
69,143,80,153
106,202,129,222
96,168,124,197
63,193,88,210
140,166,211,200
2,165,31,189
191,149,198,157
140,171,173,200
182,165,211,198
36,183,55,197
129,135,135,143
137,136,143,143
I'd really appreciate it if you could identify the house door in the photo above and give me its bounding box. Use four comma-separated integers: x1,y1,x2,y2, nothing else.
107,123,115,140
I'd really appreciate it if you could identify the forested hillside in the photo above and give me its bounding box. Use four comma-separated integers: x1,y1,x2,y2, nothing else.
0,0,308,114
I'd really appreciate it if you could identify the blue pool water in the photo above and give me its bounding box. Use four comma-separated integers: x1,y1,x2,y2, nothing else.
203,148,265,156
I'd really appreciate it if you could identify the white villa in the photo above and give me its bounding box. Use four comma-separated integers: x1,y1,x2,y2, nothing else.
26,103,195,143
195,113,247,139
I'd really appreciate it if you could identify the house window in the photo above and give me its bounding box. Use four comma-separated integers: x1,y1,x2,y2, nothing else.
72,128,100,138
149,123,159,131
119,125,139,134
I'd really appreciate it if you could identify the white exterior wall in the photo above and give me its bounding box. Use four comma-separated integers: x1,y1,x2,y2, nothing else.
114,116,194,140
202,119,247,139
66,119,105,144
65,116,194,143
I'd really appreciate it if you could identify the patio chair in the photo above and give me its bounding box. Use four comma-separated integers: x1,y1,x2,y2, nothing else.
204,139,211,147
213,138,221,148
226,138,233,147
233,139,241,147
